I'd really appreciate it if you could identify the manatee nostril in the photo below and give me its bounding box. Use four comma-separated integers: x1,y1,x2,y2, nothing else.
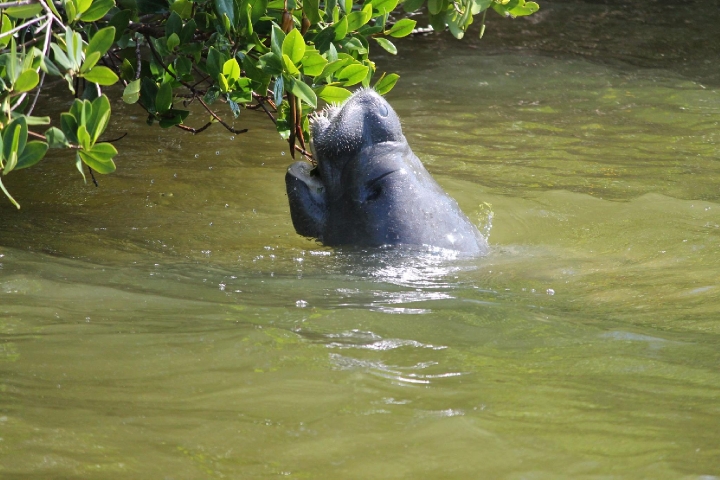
378,103,388,117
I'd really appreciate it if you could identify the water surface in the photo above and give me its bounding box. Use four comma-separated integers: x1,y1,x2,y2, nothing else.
1,21,719,480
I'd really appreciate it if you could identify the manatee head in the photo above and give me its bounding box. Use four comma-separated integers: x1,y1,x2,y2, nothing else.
285,89,489,255
310,88,404,179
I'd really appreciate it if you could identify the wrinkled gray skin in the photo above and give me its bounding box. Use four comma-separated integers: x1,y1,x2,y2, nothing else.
285,89,488,255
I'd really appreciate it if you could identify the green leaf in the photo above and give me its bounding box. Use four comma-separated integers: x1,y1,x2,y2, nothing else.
0,14,14,48
166,32,180,51
223,58,241,82
258,52,283,75
108,10,132,42
170,0,194,18
75,153,87,184
123,79,141,104
373,72,399,94
346,3,372,31
318,56,352,79
300,51,327,76
303,0,321,24
13,69,39,93
273,76,284,104
402,0,424,12
214,0,235,26
45,127,70,148
50,43,72,72
388,18,416,37
60,113,79,144
288,77,317,108
282,29,306,65
333,16,348,40
206,47,224,80
372,0,398,15
77,0,93,14
80,0,115,22
5,4,43,19
217,73,229,92
82,66,119,85
248,0,267,25
428,0,444,15
180,18,196,44
80,51,101,73
2,121,23,174
79,143,117,174
373,37,397,54
470,0,492,14
156,82,173,112
40,55,62,76
65,28,83,71
337,63,369,86
2,116,27,164
88,94,111,142
271,24,286,58
429,10,447,31
18,115,50,126
166,10,183,36
0,176,20,209
15,141,48,170
80,0,116,22
65,0,77,22
509,0,539,16
327,42,338,62
282,54,300,76
77,125,92,150
314,85,352,103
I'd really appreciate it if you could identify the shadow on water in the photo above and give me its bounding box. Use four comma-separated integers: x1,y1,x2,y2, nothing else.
2,1,720,477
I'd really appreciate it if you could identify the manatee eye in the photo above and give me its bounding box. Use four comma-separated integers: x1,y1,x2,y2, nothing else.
365,183,382,202
364,170,395,202
378,103,388,117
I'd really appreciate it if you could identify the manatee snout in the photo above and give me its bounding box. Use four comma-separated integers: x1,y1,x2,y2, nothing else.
285,89,489,255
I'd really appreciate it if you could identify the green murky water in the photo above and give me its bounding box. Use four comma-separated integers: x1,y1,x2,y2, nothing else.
2,24,720,480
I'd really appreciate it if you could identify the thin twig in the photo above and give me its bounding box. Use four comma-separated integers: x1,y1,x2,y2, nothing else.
252,93,276,122
87,166,99,187
176,122,213,134
134,37,142,80
37,0,64,29
100,132,128,143
0,14,46,39
27,17,54,116
196,96,249,135
0,0,32,7
294,144,313,159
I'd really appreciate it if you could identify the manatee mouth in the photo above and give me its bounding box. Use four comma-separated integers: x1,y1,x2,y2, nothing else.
285,161,326,239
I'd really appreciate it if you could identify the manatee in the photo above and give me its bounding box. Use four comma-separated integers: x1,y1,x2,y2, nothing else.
285,89,488,255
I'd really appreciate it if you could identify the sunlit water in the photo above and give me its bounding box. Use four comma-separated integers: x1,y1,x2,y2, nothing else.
2,25,720,480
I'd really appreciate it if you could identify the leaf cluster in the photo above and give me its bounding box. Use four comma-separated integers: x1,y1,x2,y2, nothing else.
0,0,539,208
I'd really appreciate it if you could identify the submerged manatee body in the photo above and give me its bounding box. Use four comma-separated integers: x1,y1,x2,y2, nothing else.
285,89,488,255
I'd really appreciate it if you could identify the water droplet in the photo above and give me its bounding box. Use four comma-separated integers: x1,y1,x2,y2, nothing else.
216,151,220,155
230,136,235,140
194,154,199,158
281,151,286,156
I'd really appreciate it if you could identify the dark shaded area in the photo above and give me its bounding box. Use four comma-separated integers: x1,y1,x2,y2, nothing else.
442,0,720,85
